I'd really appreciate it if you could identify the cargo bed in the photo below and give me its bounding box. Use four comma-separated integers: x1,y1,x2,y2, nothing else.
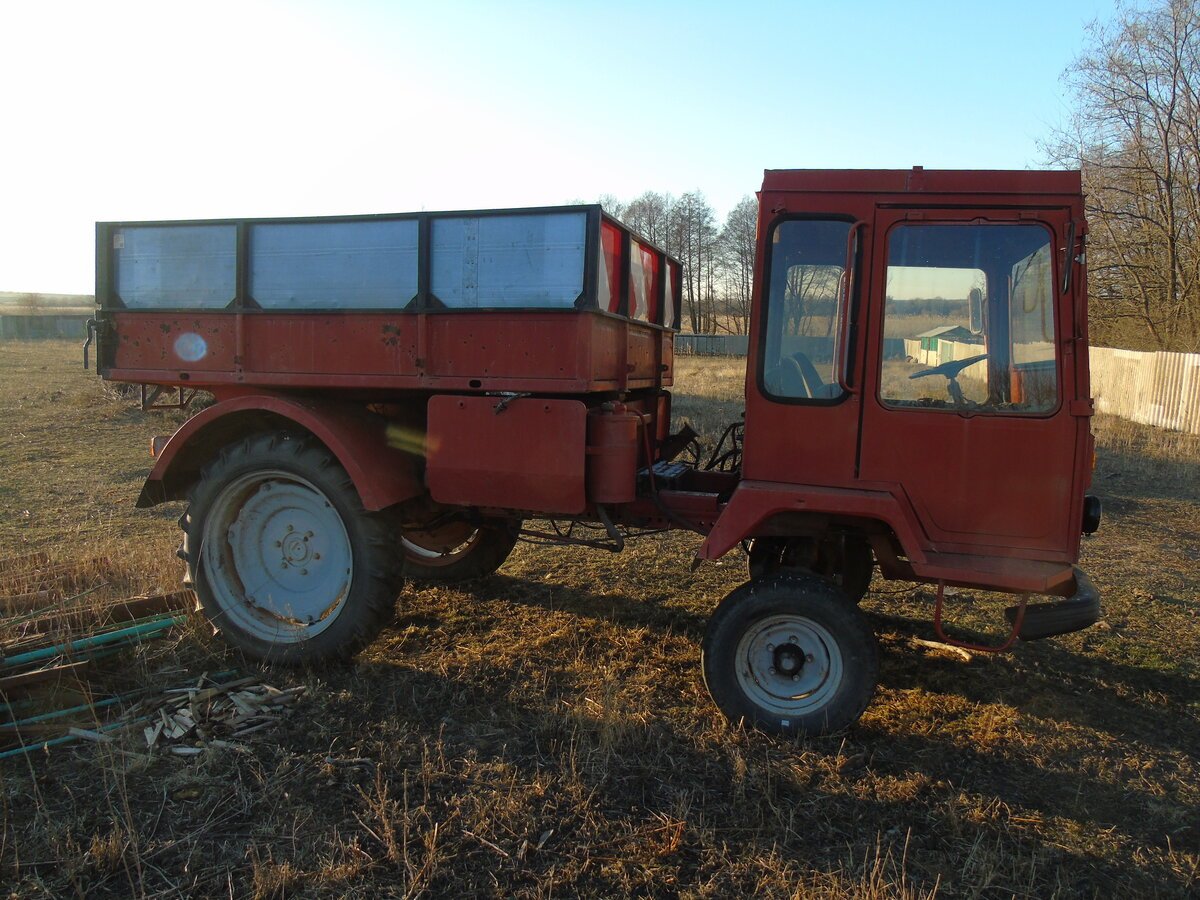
93,205,681,394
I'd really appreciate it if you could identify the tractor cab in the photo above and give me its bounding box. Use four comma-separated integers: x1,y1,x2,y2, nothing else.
710,169,1096,595
687,169,1100,736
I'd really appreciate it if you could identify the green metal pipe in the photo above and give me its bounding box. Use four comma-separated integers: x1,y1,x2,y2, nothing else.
2,615,185,669
0,715,152,761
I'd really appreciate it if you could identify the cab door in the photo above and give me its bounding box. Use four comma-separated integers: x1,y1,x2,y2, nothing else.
741,210,870,489
857,207,1082,556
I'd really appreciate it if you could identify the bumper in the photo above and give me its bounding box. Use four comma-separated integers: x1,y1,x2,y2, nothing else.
1004,567,1101,641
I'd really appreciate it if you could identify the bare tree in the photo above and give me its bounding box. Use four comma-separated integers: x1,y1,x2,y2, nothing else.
622,191,676,252
717,196,757,334
596,193,627,220
1046,0,1200,351
671,191,718,332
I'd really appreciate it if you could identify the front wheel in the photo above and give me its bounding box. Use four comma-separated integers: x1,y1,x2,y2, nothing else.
701,573,879,736
181,433,403,664
747,537,874,604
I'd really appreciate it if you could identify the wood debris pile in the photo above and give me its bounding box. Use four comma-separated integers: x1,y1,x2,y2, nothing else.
0,553,306,762
131,674,307,756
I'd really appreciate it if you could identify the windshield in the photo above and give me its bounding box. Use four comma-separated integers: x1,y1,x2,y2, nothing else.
880,223,1058,414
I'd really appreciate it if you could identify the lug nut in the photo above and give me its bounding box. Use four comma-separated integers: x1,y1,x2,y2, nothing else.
766,643,774,651
300,568,308,575
792,674,800,682
789,635,798,643
768,667,776,675
806,653,815,663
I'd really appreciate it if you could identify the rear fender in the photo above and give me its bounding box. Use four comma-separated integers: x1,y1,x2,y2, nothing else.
137,394,425,511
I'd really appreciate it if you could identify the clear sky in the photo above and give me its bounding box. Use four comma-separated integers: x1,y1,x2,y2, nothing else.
0,0,1115,295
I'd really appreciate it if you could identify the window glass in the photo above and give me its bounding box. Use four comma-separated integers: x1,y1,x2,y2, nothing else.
881,223,1057,414
115,225,236,309
431,212,587,309
629,239,659,322
663,259,680,328
597,220,623,313
251,220,418,309
760,219,852,401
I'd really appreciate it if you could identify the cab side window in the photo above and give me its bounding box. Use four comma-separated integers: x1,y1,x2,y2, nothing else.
760,219,852,402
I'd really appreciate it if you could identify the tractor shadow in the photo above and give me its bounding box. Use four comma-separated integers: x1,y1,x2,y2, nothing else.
316,641,1190,894
868,610,1200,760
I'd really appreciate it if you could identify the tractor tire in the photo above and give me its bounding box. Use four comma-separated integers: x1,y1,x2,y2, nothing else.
838,539,875,604
400,518,520,583
747,537,874,604
701,572,879,736
180,432,403,665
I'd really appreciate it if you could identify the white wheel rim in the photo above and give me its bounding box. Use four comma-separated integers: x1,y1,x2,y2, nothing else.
735,614,843,716
400,531,479,560
201,469,353,644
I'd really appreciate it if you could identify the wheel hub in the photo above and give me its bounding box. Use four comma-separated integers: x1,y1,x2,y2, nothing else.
736,615,843,716
773,643,804,677
202,471,354,643
280,529,314,567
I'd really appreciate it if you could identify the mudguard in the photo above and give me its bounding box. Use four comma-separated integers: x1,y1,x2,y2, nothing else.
137,393,425,511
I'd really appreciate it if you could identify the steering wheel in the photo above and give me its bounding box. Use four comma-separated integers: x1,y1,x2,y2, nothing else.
909,353,988,381
909,353,987,409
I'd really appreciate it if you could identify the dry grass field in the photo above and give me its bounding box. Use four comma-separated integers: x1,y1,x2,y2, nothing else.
1,342,1198,898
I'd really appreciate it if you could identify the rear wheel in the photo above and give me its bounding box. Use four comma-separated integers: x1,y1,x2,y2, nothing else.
701,573,878,736
181,433,402,664
400,518,519,583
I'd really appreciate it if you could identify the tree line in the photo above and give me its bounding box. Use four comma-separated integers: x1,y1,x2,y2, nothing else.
605,1,1199,353
1046,0,1200,353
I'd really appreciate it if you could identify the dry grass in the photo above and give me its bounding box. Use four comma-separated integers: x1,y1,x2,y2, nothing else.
1,340,1198,897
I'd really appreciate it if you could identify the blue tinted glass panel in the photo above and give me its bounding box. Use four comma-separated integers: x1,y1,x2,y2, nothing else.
250,219,418,309
431,212,586,308
115,225,236,309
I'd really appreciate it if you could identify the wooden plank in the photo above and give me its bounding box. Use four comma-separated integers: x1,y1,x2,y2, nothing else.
8,590,194,637
0,659,94,694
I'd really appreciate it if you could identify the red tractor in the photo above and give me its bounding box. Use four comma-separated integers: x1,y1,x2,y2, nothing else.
89,168,1101,735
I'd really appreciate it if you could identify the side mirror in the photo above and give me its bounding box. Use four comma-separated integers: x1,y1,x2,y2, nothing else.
968,287,986,336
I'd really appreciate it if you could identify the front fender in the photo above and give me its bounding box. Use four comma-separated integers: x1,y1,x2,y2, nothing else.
138,393,425,511
697,480,929,564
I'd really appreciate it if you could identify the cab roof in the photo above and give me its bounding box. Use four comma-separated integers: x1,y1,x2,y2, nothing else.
761,167,1081,196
